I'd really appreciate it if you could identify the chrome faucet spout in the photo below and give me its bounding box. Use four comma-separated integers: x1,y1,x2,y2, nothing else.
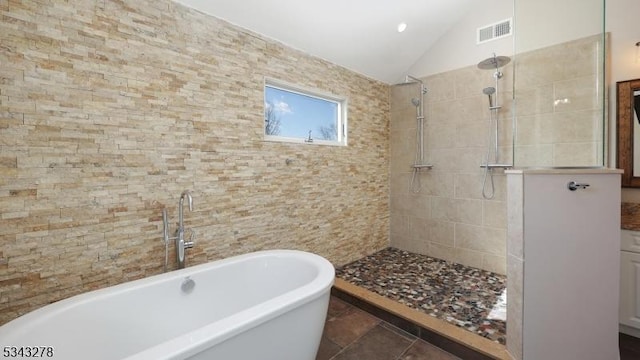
178,190,193,229
176,190,194,269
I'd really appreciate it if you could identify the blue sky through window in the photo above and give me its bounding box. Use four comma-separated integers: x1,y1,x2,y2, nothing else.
265,85,339,140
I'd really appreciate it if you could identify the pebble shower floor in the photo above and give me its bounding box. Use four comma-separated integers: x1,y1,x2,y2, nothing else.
336,247,507,344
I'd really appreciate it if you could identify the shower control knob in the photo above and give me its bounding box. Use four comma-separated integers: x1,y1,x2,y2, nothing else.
567,181,590,191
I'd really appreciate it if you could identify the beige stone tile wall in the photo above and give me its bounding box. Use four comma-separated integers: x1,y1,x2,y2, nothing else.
0,0,390,324
389,35,605,275
390,64,511,275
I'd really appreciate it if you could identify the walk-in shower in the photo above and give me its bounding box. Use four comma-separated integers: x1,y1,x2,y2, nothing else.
395,75,431,193
478,54,512,199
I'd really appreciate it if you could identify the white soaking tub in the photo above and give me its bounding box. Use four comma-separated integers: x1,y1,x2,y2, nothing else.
0,250,335,360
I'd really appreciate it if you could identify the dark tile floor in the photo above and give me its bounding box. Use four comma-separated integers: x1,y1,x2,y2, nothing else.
319,295,640,360
620,333,640,360
317,295,461,360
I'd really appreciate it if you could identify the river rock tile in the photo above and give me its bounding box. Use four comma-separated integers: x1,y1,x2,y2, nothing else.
336,247,506,344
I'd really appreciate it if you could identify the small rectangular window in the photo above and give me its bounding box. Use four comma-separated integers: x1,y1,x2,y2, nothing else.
264,78,347,146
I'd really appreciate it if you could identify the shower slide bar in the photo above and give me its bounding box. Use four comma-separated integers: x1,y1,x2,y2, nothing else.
480,164,512,169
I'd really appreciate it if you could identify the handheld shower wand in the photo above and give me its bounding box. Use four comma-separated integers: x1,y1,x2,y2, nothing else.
483,87,496,108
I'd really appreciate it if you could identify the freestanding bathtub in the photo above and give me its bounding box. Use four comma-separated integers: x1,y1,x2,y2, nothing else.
0,250,335,360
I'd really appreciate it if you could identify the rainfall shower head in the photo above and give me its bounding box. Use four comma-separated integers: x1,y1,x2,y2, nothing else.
394,75,427,94
483,86,496,107
394,75,422,86
477,55,511,70
478,54,511,80
411,98,420,107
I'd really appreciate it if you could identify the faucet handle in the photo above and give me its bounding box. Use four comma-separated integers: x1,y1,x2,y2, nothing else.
184,228,196,249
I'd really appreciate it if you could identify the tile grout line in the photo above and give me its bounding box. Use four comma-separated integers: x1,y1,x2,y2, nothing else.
394,338,419,360
327,318,382,360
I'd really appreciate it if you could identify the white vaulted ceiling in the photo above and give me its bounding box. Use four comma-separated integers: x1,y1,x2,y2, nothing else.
173,0,474,84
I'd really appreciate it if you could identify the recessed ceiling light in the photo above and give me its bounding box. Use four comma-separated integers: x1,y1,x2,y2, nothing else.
397,23,407,33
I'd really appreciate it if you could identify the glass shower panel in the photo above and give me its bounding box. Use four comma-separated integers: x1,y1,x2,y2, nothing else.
513,0,606,167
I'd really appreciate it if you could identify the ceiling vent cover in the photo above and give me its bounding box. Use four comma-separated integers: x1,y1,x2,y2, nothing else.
477,18,512,44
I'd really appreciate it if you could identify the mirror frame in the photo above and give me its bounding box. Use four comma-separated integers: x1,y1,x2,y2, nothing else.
617,78,640,187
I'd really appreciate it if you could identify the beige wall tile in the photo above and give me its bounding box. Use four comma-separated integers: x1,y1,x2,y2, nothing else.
454,248,484,269
553,75,600,113
482,254,507,274
455,198,483,226
553,142,599,166
428,242,456,263
431,196,457,222
429,219,455,247
455,223,506,256
483,200,507,229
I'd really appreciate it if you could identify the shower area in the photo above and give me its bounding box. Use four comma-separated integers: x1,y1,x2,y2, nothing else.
335,0,607,357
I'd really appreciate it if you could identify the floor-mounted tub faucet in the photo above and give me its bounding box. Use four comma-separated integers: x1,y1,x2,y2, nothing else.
176,190,194,269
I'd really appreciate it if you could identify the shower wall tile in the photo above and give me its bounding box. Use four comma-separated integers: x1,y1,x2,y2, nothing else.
515,85,555,116
411,216,432,239
456,148,488,172
452,96,486,123
514,34,605,167
406,194,432,217
483,200,507,229
454,67,492,100
482,254,507,275
498,116,514,146
390,128,416,173
390,107,417,134
390,213,411,240
456,123,488,148
389,173,411,196
516,114,555,145
0,0,389,325
431,197,457,222
455,224,506,256
429,149,459,171
429,220,455,247
389,36,603,273
550,110,601,143
455,199,483,226
428,124,458,149
514,145,554,167
417,171,455,198
391,86,420,113
553,75,600,112
454,248,485,270
428,242,456,263
392,234,423,255
425,72,456,103
454,174,485,200
553,143,600,166
429,99,461,124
